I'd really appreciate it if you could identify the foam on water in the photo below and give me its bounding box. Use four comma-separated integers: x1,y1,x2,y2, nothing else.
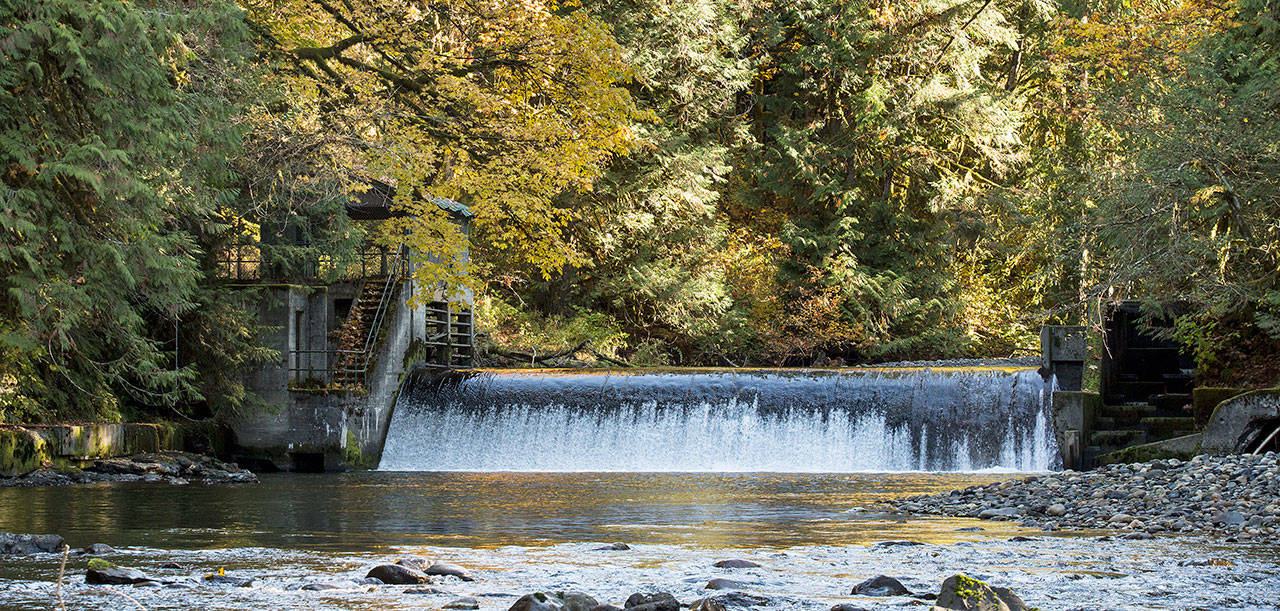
379,367,1059,472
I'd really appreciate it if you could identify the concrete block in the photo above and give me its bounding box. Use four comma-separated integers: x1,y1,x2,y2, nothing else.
1201,389,1280,453
1192,387,1246,428
1052,391,1100,469
0,428,50,477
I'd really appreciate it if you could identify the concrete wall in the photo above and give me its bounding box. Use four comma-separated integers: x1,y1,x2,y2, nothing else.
230,274,438,471
1,423,176,477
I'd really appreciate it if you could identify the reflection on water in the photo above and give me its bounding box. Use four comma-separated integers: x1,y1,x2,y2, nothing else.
1,472,1279,610
0,472,1017,550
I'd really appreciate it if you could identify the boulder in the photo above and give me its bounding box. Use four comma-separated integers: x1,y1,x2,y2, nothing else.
395,557,432,571
625,592,680,610
690,592,770,610
595,542,631,551
445,597,481,609
366,563,431,584
508,591,600,611
589,606,624,611
81,543,116,555
705,578,748,590
714,559,761,569
851,575,910,596
935,575,1028,611
86,567,151,585
0,532,65,554
426,561,476,581
204,574,254,587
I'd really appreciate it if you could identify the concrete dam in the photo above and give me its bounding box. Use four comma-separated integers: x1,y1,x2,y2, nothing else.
379,367,1059,472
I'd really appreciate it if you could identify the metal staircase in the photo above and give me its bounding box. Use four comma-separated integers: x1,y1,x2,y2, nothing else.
329,247,406,390
422,303,473,369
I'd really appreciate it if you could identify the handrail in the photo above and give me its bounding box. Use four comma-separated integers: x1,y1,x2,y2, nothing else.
358,244,407,377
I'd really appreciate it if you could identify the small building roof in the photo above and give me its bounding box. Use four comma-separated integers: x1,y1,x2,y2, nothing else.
345,179,472,220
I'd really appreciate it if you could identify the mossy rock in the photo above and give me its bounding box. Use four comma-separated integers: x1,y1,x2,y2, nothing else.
0,428,51,477
937,574,1032,611
87,558,117,570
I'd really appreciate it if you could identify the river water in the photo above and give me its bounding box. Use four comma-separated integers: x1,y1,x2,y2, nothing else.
1,472,1278,610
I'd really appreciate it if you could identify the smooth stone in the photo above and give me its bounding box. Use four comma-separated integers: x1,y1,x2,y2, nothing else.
595,542,631,551
714,559,761,569
300,583,343,591
830,605,871,611
508,591,600,611
691,592,770,609
0,532,65,555
705,578,749,590
873,540,925,547
159,562,185,569
426,562,476,581
395,557,432,571
445,596,481,609
1212,511,1246,526
405,587,450,594
953,527,984,532
978,507,1021,519
851,575,911,596
82,543,116,555
204,574,254,587
86,567,151,585
589,606,624,611
1046,504,1066,517
625,592,680,610
367,563,431,584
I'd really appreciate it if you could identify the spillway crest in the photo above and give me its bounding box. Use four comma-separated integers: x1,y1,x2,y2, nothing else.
379,367,1059,472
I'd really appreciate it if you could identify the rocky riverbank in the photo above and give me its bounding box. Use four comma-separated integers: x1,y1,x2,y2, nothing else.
0,451,257,487
890,452,1280,542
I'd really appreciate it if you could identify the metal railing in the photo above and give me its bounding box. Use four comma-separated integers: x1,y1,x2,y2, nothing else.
215,244,404,282
286,246,408,391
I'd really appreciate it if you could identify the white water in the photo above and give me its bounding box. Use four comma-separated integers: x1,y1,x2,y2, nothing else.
379,367,1059,473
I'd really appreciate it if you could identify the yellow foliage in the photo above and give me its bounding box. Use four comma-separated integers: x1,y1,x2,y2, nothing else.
243,0,645,295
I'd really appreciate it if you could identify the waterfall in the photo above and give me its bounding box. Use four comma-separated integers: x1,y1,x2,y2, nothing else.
378,367,1059,472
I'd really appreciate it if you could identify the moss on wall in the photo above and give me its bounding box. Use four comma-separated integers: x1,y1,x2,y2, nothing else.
0,428,51,476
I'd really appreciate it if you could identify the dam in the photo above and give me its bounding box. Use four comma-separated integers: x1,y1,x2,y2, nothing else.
379,366,1059,472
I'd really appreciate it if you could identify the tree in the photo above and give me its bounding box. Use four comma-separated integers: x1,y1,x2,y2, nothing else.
241,0,644,298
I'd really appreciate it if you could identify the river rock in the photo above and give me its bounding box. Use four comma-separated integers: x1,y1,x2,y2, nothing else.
1211,511,1246,526
589,606,623,611
300,583,343,591
714,559,761,569
508,591,599,611
625,592,680,610
0,532,64,554
851,575,910,596
1045,504,1066,517
595,542,631,551
705,578,749,590
81,543,115,555
830,606,871,611
86,567,151,585
935,575,1028,611
395,557,431,571
690,592,770,609
367,563,431,584
977,507,1021,519
426,561,476,581
445,596,481,609
204,574,254,587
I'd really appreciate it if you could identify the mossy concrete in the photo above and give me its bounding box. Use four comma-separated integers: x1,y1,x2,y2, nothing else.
1201,388,1280,454
0,423,181,477
1193,387,1246,428
1095,433,1202,465
0,427,51,476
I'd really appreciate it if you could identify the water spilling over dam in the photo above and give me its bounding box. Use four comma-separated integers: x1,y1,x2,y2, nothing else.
379,367,1058,472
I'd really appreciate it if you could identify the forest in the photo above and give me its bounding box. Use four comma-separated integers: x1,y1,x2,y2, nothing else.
1,0,1277,423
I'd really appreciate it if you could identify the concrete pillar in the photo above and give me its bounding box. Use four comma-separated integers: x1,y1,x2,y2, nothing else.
1041,325,1086,391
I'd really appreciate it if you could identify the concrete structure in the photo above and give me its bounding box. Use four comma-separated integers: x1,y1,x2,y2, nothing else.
1041,325,1086,391
226,188,473,472
1200,389,1280,454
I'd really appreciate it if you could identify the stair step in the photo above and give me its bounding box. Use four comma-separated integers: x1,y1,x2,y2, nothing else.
1139,417,1197,438
1150,393,1192,412
1090,429,1146,448
1101,404,1156,425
